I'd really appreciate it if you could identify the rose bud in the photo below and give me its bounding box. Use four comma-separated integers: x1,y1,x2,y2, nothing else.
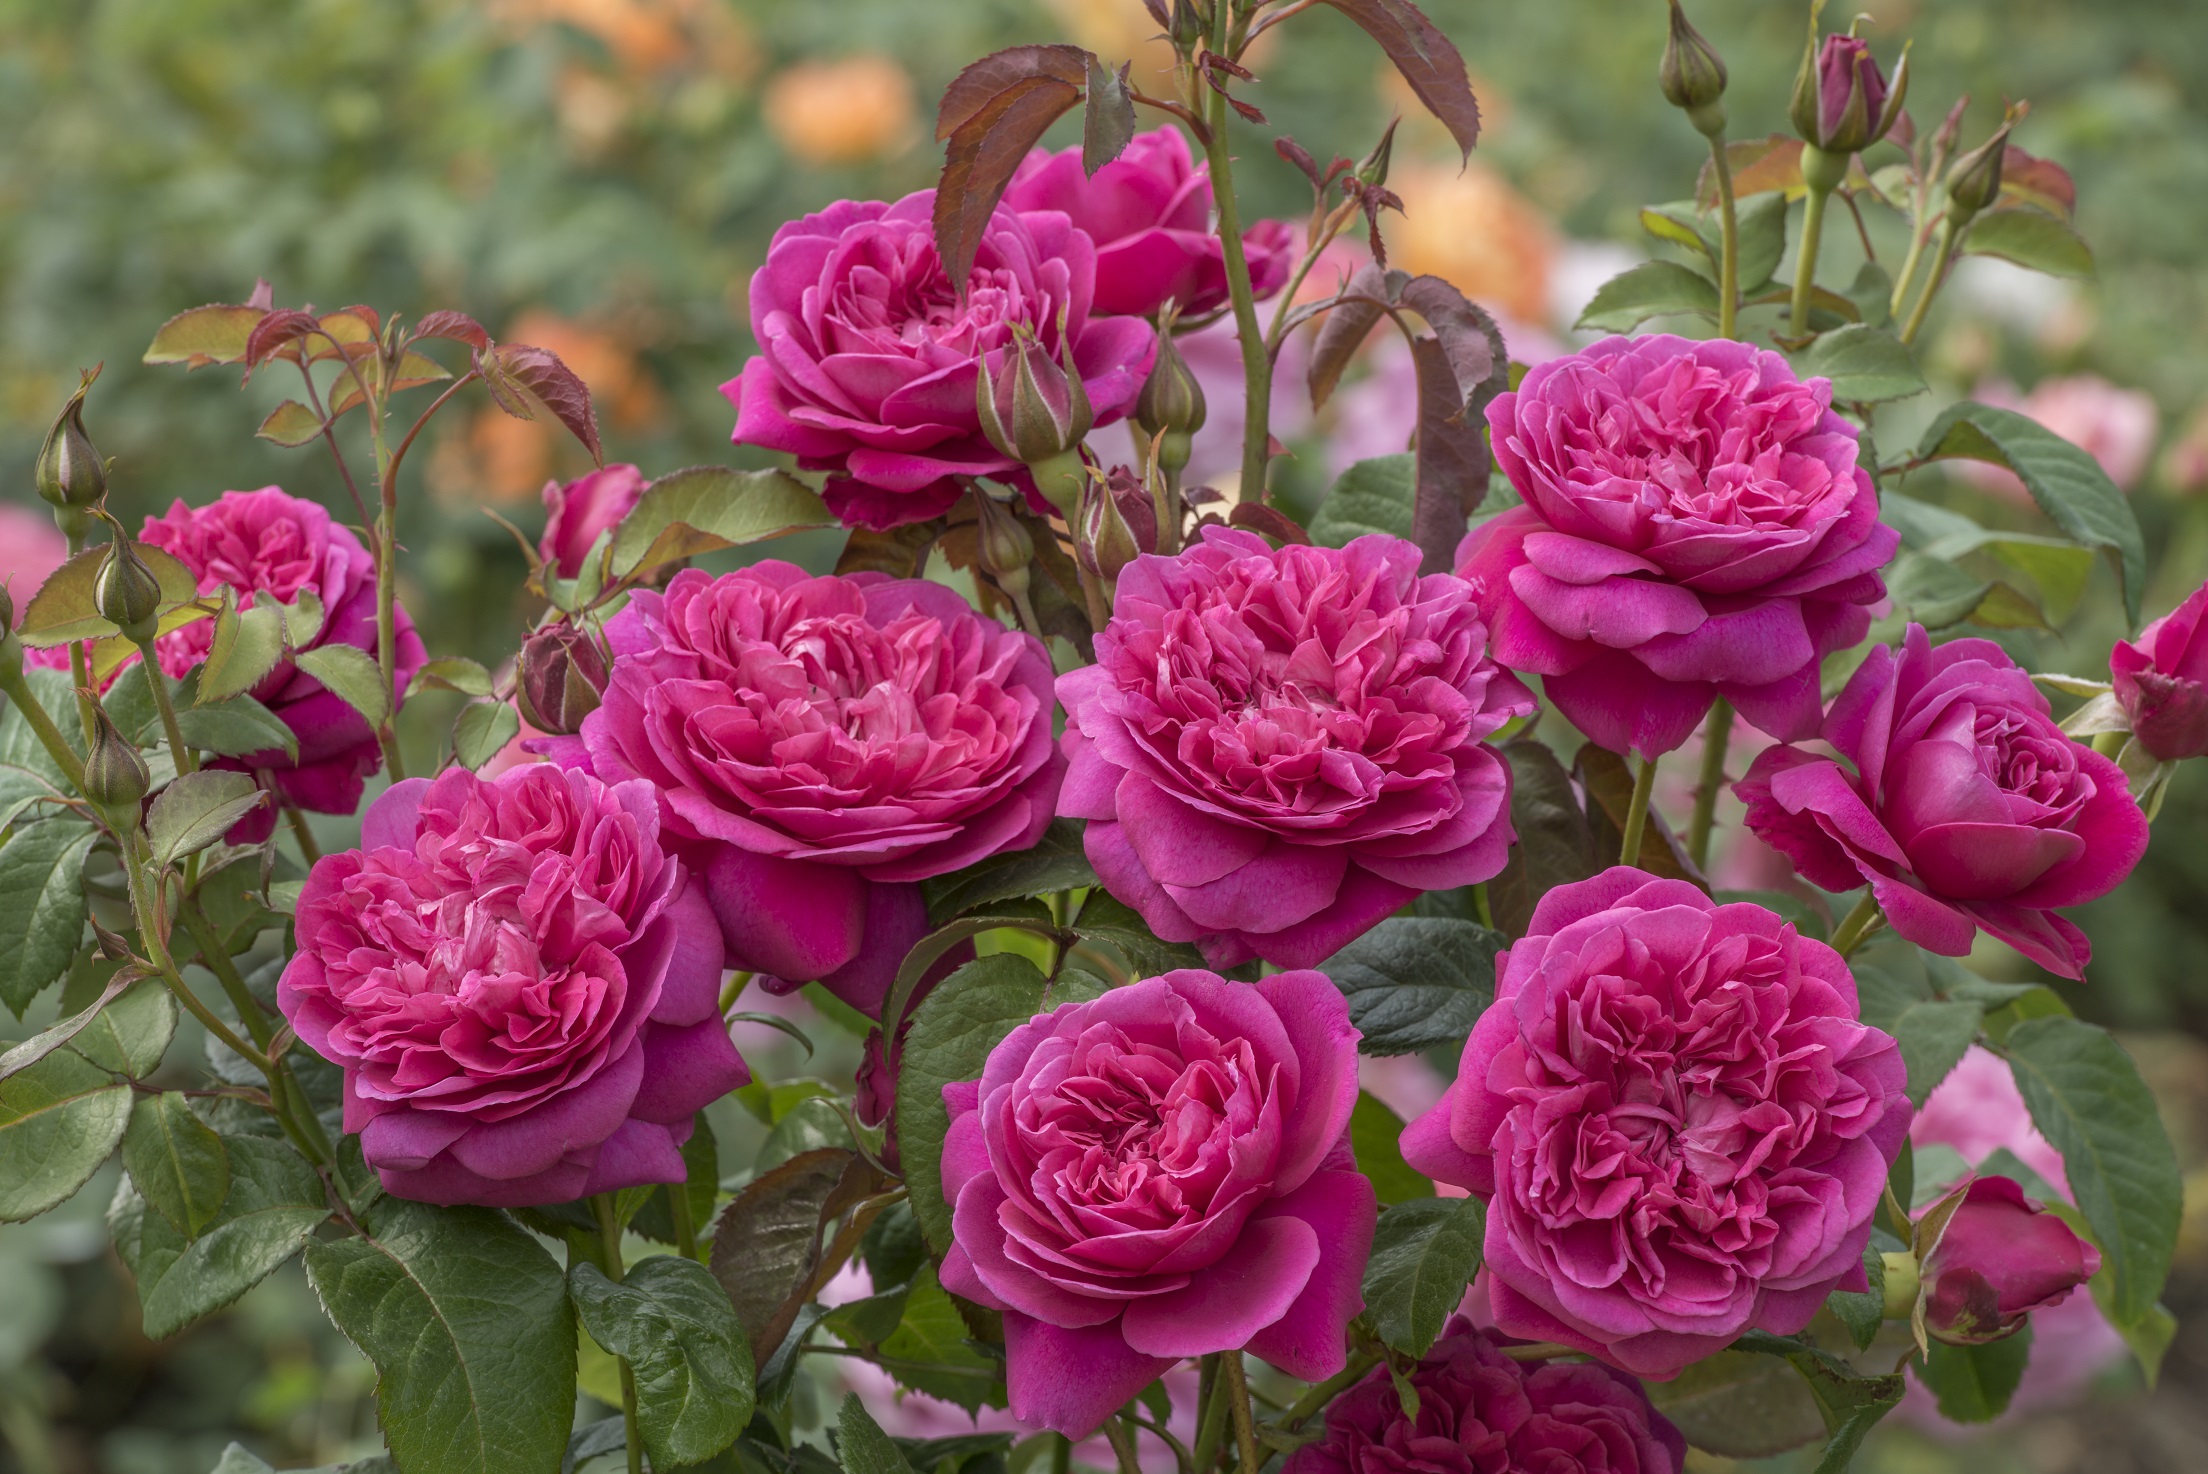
2111,579,2208,761
83,703,151,813
540,463,647,581
1945,107,2025,219
516,621,608,736
972,487,1037,608
35,370,107,516
1076,467,1152,584
95,534,163,644
1134,328,1207,478
1920,1176,2100,1346
1661,0,1729,136
977,328,1093,521
1788,18,1909,159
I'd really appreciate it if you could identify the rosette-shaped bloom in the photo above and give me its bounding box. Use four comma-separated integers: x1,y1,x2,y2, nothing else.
541,463,647,579
278,765,745,1206
940,969,1373,1437
1286,1319,1686,1474
582,563,1062,1015
1460,335,1896,757
1402,870,1910,1378
1738,624,2148,979
1919,1176,2100,1346
1059,529,1533,970
2111,578,2208,761
1003,128,1296,318
723,191,1156,529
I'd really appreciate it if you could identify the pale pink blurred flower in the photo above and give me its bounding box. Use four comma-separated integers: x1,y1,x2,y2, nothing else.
1178,318,1311,492
2160,401,2208,495
1357,1054,1447,1123
1955,376,2159,501
0,504,68,619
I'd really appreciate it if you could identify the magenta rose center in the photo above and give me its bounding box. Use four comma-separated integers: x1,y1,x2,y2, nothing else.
828,221,1060,366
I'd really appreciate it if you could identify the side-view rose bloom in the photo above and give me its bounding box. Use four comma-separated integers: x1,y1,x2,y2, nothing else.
1403,869,1909,1378
2111,578,2208,761
1460,335,1896,757
940,969,1374,1437
1060,528,1533,970
1286,1319,1686,1474
541,463,647,579
1003,127,1295,319
723,190,1155,529
1920,1176,2100,1346
1738,624,2149,978
582,563,1063,1015
278,764,745,1206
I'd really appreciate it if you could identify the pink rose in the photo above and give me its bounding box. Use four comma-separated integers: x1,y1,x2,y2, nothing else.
1460,335,1896,757
1002,127,1295,319
1285,1319,1685,1474
278,765,746,1206
581,564,1063,1015
0,503,67,610
2111,578,2208,761
1796,34,1898,152
939,969,1373,1437
1058,528,1533,970
722,191,1156,529
541,463,647,579
1737,624,2149,978
1402,870,1910,1378
1919,1176,2100,1346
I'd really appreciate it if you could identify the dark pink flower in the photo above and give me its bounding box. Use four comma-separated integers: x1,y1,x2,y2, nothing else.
1920,1176,2100,1346
1059,528,1533,970
541,463,647,579
581,564,1062,1015
1286,1319,1685,1474
1792,33,1902,154
1402,870,1910,1378
278,765,745,1206
1738,625,2149,979
940,969,1373,1437
2111,579,2208,761
722,191,1155,530
1003,127,1296,318
1460,335,1896,758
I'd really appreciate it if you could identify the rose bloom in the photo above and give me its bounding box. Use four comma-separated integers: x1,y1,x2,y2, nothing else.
2111,578,2208,761
1059,528,1533,970
581,563,1062,1015
1403,870,1910,1378
1003,127,1295,319
724,190,1155,529
278,765,745,1206
940,969,1373,1437
1737,624,2148,979
1460,335,1896,758
541,463,646,579
1286,1319,1686,1474
1919,1175,2100,1347
0,503,67,609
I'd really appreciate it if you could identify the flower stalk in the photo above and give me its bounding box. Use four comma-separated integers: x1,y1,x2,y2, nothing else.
1619,754,1659,869
1199,6,1273,503
1688,699,1734,870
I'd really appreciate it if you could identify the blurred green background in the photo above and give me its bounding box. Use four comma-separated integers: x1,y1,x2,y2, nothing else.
4,0,2208,1469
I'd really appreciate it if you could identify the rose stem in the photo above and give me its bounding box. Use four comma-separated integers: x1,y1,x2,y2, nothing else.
1789,176,1833,337
131,641,197,776
181,896,332,1165
67,642,98,747
591,1195,645,1474
1687,699,1734,871
1192,1354,1227,1472
1897,215,1961,346
1220,1351,1261,1474
1104,1415,1144,1474
283,800,323,865
717,970,753,1015
1198,5,1273,505
0,667,86,791
1280,1350,1380,1429
1706,137,1740,340
1048,1432,1072,1474
1618,754,1660,869
1830,891,1885,957
1494,1342,1583,1362
124,828,269,1078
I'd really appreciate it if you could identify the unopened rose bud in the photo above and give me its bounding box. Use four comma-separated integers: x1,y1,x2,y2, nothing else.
96,535,163,644
35,369,107,513
82,702,151,812
1919,1176,2099,1346
515,622,607,736
977,328,1093,470
973,489,1037,605
1355,117,1399,190
1660,0,1729,135
1077,468,1148,585
1168,0,1205,50
1789,17,1908,156
1945,107,2024,218
1135,332,1207,477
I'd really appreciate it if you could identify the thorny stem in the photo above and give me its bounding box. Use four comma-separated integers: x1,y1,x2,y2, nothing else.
1193,1355,1229,1474
1200,3,1274,504
1687,699,1734,871
317,330,405,785
590,1195,645,1474
296,359,373,529
1831,892,1885,957
1281,1351,1381,1429
178,892,331,1166
1790,182,1832,338
66,641,97,746
1265,205,1354,356
1221,1352,1261,1474
1898,215,1962,346
1618,754,1659,869
133,639,196,776
0,667,86,792
1706,136,1741,339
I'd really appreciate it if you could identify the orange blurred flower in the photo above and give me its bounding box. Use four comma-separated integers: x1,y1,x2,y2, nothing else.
1384,159,1556,327
763,55,917,168
1040,0,1180,79
491,0,755,80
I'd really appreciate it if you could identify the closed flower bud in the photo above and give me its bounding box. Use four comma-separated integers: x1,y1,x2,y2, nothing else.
1660,0,1729,134
1134,331,1207,476
515,622,607,737
1354,116,1398,190
1945,107,2023,218
1076,468,1149,584
1168,0,1205,50
976,328,1094,470
1789,15,1908,156
95,535,163,644
973,489,1037,604
35,370,108,512
82,703,151,812
1920,1176,2099,1346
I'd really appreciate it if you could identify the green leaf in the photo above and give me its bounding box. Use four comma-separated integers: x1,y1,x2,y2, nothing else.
143,303,267,367
293,642,391,728
305,1197,576,1474
1851,951,1982,1109
1,959,166,1083
1320,917,1502,1055
452,700,520,771
707,1147,858,1367
408,656,495,700
863,1199,927,1291
1825,1244,1887,1352
610,467,837,579
0,1050,131,1220
921,820,1096,924
896,954,1108,1253
1362,1196,1485,1358
1350,1091,1433,1207
0,817,97,1017
631,1113,719,1248
2005,1016,2181,1328
839,1393,919,1474
19,543,202,648
1845,260,1896,330
1917,1327,2032,1423
1067,890,1207,982
1639,202,1710,260
198,591,285,704
1796,325,1926,404
1733,192,1788,292
0,668,85,820
1641,1349,1825,1458
1915,401,2147,626
1734,1334,1905,1474
256,399,327,448
1311,455,1416,547
570,1255,754,1469
821,1283,911,1347
181,691,297,761
117,1134,329,1339
1487,740,1595,938
124,1091,231,1237
874,1263,1005,1413
1965,209,2095,279
1574,261,1718,332
146,770,266,871
1080,53,1135,176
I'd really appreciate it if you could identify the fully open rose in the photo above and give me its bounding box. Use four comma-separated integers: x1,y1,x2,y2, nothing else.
940,969,1374,1437
1059,528,1533,969
1403,870,1909,1378
278,764,745,1206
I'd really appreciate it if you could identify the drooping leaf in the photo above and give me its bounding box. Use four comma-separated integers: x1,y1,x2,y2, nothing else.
1320,917,1502,1055
1825,1244,1888,1351
1319,0,1480,159
1362,1196,1485,1358
1574,261,1718,333
707,1147,857,1368
1080,56,1135,176
1308,265,1401,412
610,467,836,579
0,961,160,1084
408,656,495,699
569,1256,754,1469
1917,1329,2032,1424
1311,454,1417,548
933,47,1090,288
1397,277,1507,574
0,817,97,1017
124,1091,231,1238
1852,983,1979,1108
1733,1333,1905,1474
146,770,266,871
414,310,491,352
1965,209,2095,279
255,399,327,448
1487,740,1595,938
1796,325,1926,405
1349,1091,1433,1206
143,304,271,368
292,643,391,728
478,342,603,465
922,819,1097,923
0,1049,131,1221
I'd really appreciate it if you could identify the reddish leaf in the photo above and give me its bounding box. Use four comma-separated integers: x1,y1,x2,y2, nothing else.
936,45,1088,140
935,72,1086,289
479,343,604,465
1320,0,1480,160
308,307,381,363
1083,56,1135,176
243,309,326,374
1143,0,1171,25
1408,337,1484,573
1227,502,1311,545
1276,136,1326,190
1698,134,1804,209
1307,263,1405,410
415,309,491,351
1998,146,2076,220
